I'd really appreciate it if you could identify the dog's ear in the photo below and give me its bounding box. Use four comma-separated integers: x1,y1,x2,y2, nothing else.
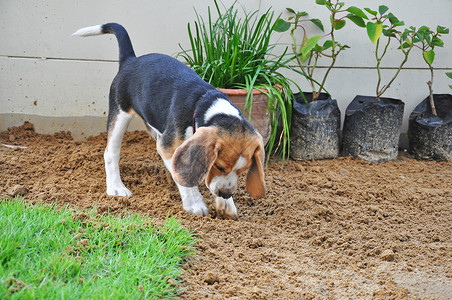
172,127,219,187
246,135,266,199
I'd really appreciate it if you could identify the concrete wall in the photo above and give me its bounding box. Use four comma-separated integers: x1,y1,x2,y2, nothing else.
1,0,451,139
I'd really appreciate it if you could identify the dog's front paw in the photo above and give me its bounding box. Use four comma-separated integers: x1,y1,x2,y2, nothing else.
215,197,238,220
179,186,208,217
107,182,132,196
184,201,209,217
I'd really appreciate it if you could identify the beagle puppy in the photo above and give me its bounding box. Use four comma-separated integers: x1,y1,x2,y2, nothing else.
73,23,265,219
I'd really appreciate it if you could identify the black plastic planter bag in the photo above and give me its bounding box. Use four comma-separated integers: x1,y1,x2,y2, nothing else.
408,94,452,161
342,95,404,162
290,93,341,160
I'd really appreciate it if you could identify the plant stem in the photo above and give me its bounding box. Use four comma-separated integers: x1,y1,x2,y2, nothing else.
375,36,391,103
317,28,337,100
375,39,381,103
427,64,437,116
291,25,319,99
309,53,320,98
291,28,309,81
375,39,383,103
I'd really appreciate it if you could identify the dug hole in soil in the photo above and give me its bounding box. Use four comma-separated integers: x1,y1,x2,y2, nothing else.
1,122,451,299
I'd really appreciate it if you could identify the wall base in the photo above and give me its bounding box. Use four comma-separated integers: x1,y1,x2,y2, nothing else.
0,113,147,140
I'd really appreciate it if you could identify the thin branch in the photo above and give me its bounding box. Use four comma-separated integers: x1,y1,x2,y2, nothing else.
375,36,392,102
427,64,437,116
379,44,412,97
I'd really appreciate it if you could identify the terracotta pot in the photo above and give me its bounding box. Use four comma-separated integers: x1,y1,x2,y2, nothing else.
219,88,271,144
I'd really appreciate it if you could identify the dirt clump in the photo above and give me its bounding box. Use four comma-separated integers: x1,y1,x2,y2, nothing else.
1,122,451,298
6,184,28,197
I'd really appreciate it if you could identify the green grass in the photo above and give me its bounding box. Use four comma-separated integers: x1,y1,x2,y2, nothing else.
0,197,196,299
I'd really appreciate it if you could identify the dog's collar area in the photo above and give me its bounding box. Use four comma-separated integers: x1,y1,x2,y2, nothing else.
192,111,196,134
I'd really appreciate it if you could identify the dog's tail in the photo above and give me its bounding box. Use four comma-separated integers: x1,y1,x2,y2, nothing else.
72,23,136,65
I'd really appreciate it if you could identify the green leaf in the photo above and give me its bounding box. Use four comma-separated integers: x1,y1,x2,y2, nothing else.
301,35,323,56
387,13,403,26
310,18,324,32
423,50,435,65
325,1,332,10
418,25,430,33
367,22,383,43
446,72,452,79
401,30,408,41
364,8,378,16
437,26,449,34
346,6,368,19
416,32,425,42
315,0,326,5
286,8,296,14
322,40,333,50
432,36,444,47
383,28,397,37
346,14,365,28
273,19,291,32
334,19,346,30
379,5,389,16
314,43,323,52
399,42,411,49
298,53,310,64
393,21,405,27
297,11,309,17
449,85,452,90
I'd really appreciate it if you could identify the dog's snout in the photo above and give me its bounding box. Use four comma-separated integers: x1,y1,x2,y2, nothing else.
218,190,233,199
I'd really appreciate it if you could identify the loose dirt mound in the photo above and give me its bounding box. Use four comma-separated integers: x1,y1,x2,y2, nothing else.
1,123,451,299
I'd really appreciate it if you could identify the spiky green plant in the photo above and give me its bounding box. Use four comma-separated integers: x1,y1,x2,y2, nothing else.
178,0,301,160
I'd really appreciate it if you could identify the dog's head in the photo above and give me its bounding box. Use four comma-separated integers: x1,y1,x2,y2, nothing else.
172,127,265,199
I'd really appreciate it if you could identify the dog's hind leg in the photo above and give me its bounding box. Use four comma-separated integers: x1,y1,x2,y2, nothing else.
104,109,133,196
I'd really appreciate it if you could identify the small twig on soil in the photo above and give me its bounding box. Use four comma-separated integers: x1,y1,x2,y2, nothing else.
1,143,28,149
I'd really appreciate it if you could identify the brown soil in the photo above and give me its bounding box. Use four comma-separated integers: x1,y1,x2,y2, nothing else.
1,122,451,299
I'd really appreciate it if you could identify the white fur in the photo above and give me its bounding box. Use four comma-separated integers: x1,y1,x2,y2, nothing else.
72,25,103,37
204,98,240,124
163,158,208,216
145,122,162,140
208,155,246,200
210,156,247,219
104,111,133,196
215,196,237,219
184,126,194,140
233,155,247,171
178,185,209,216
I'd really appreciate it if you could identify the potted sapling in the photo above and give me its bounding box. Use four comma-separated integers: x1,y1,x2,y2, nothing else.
342,5,417,162
408,25,452,161
276,0,367,160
